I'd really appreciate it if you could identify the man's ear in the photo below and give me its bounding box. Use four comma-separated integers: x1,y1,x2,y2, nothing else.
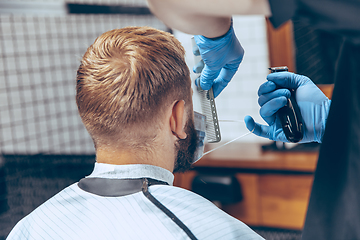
170,100,187,140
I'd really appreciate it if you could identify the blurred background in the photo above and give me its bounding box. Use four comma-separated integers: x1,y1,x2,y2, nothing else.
0,0,340,239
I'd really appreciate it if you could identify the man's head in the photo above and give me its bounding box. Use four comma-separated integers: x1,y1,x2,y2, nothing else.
76,26,196,172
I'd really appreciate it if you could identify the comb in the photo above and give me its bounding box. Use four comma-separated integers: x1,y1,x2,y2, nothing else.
191,37,221,143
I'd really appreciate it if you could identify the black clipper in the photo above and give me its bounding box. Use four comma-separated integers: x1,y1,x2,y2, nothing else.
269,66,304,143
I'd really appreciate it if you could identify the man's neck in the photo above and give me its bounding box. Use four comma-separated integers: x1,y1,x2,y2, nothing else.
95,147,175,172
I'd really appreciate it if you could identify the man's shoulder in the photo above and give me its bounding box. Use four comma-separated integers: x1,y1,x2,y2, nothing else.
24,182,82,215
149,185,264,239
39,182,84,206
149,184,238,221
149,184,213,206
6,183,86,240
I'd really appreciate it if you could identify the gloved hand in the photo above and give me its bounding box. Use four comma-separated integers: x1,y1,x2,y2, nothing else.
244,72,331,143
193,22,244,98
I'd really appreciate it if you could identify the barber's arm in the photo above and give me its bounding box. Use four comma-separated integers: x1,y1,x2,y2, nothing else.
147,0,271,37
147,0,271,97
245,72,331,143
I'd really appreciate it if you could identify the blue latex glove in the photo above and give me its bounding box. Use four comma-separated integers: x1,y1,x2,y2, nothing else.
244,72,331,143
193,22,244,98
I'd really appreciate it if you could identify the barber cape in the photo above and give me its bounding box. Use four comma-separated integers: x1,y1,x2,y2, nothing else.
7,163,263,240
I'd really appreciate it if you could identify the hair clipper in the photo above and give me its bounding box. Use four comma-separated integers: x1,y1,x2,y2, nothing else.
269,66,304,143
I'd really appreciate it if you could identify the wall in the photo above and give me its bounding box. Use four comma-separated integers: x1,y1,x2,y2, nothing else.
0,0,168,154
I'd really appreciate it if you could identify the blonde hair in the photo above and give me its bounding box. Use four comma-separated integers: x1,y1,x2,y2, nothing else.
76,26,191,148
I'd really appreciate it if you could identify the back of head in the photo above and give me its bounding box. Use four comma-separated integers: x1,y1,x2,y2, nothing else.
76,27,191,149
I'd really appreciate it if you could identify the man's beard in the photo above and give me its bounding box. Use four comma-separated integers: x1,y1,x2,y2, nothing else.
173,116,198,173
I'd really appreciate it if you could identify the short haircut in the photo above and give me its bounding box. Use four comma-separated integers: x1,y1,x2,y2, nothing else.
76,26,191,148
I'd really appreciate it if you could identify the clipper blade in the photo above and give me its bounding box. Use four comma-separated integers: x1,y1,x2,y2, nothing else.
191,37,221,143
